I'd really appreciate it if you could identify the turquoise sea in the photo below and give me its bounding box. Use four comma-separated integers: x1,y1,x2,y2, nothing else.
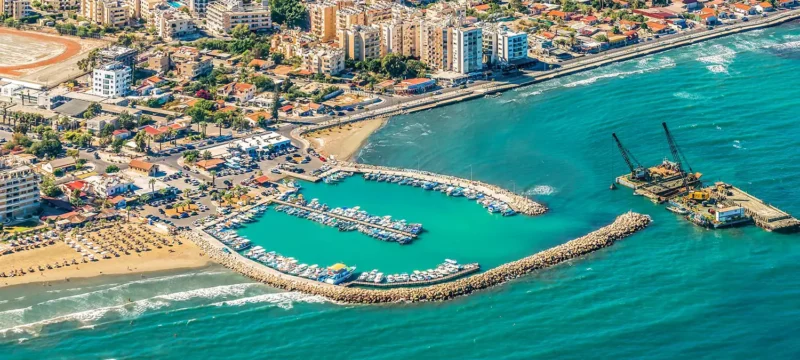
4,24,800,358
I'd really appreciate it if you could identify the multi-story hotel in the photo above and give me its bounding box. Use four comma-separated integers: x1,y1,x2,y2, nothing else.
206,0,271,35
338,25,380,61
0,164,40,224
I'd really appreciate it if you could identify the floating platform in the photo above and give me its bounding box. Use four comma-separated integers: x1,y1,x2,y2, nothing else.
616,173,701,203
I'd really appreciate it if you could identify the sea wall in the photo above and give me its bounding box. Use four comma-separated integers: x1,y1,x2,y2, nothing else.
185,212,651,304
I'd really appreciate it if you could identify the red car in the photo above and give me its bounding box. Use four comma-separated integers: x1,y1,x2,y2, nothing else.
319,156,327,162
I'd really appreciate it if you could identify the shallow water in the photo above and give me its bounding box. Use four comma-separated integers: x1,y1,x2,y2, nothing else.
3,23,800,359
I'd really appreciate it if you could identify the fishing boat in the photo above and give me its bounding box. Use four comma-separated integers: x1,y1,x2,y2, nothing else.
666,205,689,215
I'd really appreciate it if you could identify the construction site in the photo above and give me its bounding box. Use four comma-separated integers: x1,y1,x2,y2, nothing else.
613,122,800,233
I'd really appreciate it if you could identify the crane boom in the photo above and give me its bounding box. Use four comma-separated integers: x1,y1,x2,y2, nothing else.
612,133,648,180
613,133,637,173
662,122,693,192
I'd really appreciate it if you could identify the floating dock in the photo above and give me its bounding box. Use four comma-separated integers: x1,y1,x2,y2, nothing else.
343,264,481,288
270,198,418,239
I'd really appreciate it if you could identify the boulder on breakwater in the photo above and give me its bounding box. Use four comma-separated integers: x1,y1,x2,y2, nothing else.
186,212,651,304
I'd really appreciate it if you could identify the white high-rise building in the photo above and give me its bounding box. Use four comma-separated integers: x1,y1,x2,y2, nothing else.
91,62,132,98
0,164,40,224
481,25,528,66
451,26,482,74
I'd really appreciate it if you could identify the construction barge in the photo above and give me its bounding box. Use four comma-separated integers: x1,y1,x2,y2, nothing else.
613,123,799,233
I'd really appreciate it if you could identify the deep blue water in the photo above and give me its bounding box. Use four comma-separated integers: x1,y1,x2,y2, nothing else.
3,23,800,359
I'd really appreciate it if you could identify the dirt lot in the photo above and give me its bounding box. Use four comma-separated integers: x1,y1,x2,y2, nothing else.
0,28,109,87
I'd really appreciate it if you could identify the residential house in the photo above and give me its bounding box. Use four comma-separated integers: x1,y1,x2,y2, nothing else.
129,158,158,176
42,157,77,174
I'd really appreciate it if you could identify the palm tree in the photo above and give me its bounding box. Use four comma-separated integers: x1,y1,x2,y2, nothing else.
155,133,165,152
148,178,156,196
215,115,225,137
125,205,131,222
210,170,216,187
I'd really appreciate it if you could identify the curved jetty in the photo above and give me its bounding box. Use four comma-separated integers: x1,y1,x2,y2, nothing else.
185,212,650,304
326,161,548,216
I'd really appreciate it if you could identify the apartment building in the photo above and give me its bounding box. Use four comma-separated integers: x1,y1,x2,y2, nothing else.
1,0,32,20
338,25,380,61
417,20,451,72
99,46,138,68
336,6,366,30
139,0,164,23
172,47,212,80
451,26,482,74
187,0,206,16
0,164,40,224
91,61,132,98
154,6,197,40
42,0,78,11
81,0,129,27
300,46,345,76
365,1,393,23
206,0,271,35
378,20,417,58
308,1,337,42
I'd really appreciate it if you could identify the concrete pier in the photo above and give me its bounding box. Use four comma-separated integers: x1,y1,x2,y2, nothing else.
185,212,651,304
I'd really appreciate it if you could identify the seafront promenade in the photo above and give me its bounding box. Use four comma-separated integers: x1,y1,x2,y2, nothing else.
185,212,651,303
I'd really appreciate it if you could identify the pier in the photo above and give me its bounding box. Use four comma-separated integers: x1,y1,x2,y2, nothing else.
270,198,419,239
715,184,800,233
343,264,480,288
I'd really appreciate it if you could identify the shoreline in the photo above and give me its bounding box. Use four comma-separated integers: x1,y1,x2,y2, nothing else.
293,10,800,146
185,212,651,304
0,223,211,288
306,117,388,161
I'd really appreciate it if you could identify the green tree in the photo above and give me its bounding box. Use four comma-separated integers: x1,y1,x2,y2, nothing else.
269,0,307,27
40,175,62,197
105,165,120,173
381,54,407,78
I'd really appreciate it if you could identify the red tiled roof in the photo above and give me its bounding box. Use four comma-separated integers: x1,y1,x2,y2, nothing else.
279,105,293,112
254,175,270,184
64,180,86,191
401,78,433,85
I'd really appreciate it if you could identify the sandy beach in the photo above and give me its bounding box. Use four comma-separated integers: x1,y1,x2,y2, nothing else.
307,118,386,161
0,228,210,288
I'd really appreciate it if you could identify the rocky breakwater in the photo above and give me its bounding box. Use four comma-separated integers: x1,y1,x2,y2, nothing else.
187,212,650,304
335,161,548,216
